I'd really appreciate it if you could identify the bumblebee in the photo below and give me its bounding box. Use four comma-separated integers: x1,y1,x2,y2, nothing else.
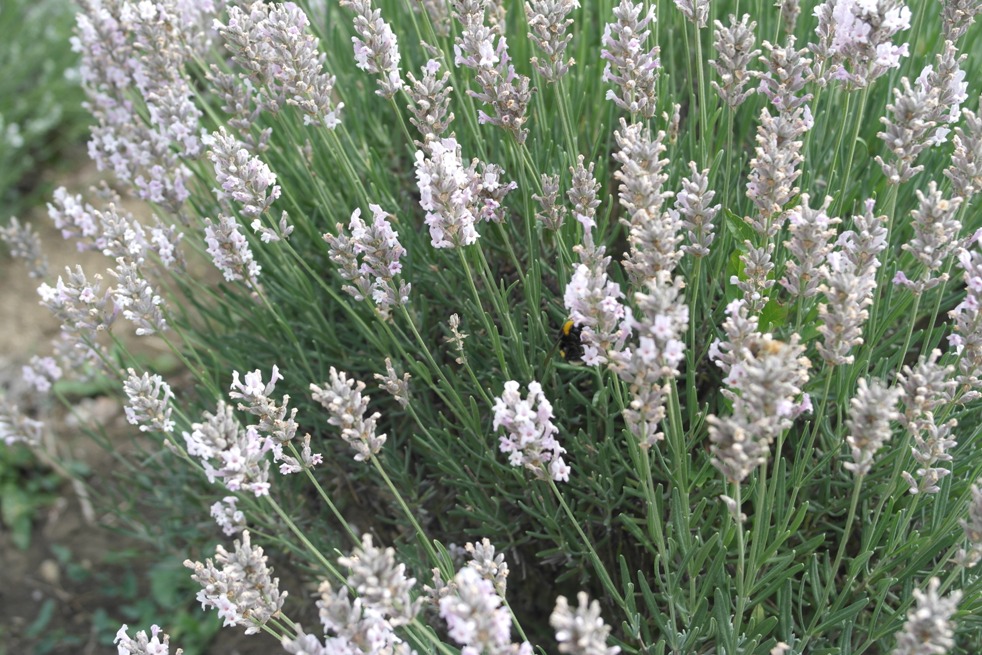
557,319,584,361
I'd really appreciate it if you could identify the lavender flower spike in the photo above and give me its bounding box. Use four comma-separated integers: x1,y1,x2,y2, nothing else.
341,0,404,97
114,624,183,655
493,380,570,481
551,592,621,655
602,0,661,118
526,0,578,82
310,368,387,461
891,578,960,655
123,368,175,433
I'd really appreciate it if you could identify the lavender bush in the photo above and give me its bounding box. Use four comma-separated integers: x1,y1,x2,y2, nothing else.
4,0,982,653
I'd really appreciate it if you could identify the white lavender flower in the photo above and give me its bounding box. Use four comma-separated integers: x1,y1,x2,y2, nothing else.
843,378,902,476
946,95,982,201
941,0,982,41
184,531,286,635
114,624,183,655
677,162,720,258
812,0,912,88
210,496,246,537
0,217,48,279
406,59,455,145
342,0,404,97
375,357,411,407
550,592,621,655
222,2,342,126
415,138,482,248
22,356,63,395
609,272,688,448
338,534,422,625
325,205,411,317
781,195,840,299
526,0,578,82
602,0,661,118
957,478,982,567
949,247,982,397
896,352,958,495
452,0,533,142
757,37,814,118
311,368,387,461
229,365,300,449
109,259,167,336
890,578,961,655
817,250,874,366
673,0,709,27
568,156,601,230
182,402,273,497
564,237,630,366
894,183,963,295
123,368,175,433
709,329,811,483
440,566,533,655
205,128,281,221
0,401,44,447
732,242,776,313
38,265,116,335
746,109,805,236
464,538,509,596
710,14,760,109
613,119,680,282
203,215,261,287
316,582,413,655
492,380,569,482
534,173,567,231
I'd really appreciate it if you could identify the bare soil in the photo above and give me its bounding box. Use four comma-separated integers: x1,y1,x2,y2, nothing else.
0,163,266,654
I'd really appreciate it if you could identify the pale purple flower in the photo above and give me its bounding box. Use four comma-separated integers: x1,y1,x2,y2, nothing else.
338,534,422,625
781,195,840,299
946,95,982,201
205,128,281,219
609,272,687,447
602,0,660,118
564,234,630,366
677,162,720,258
184,531,286,635
22,356,63,394
534,174,567,231
463,538,510,596
109,259,167,336
492,380,569,482
746,108,805,235
568,156,601,230
316,581,412,655
229,365,300,448
895,182,963,295
452,0,533,142
38,265,116,335
613,119,680,281
673,0,709,27
949,246,982,397
941,0,982,41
